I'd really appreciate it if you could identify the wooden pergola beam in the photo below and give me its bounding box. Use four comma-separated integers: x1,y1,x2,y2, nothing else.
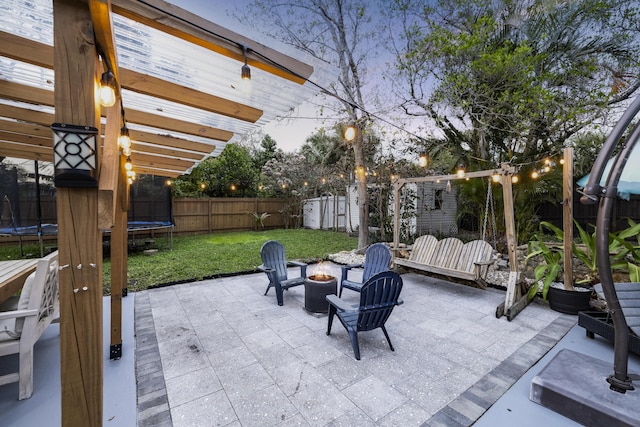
130,152,195,170
0,96,232,143
0,120,53,139
133,165,182,177
123,109,232,141
0,30,262,123
0,142,52,161
0,104,219,155
0,129,51,147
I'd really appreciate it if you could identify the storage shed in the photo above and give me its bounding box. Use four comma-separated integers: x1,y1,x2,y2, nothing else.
303,195,348,230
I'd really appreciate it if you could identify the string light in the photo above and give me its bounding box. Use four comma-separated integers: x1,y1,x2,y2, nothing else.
125,156,133,171
241,45,251,80
512,175,519,184
531,171,539,179
200,183,206,190
492,172,501,183
99,71,117,107
118,126,132,156
344,120,356,141
418,153,428,168
166,179,172,186
230,184,236,191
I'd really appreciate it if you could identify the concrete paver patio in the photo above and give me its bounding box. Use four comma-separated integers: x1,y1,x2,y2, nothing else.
136,263,571,426
6,261,640,426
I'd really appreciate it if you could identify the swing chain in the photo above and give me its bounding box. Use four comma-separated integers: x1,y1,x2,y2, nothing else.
481,178,499,249
482,178,491,242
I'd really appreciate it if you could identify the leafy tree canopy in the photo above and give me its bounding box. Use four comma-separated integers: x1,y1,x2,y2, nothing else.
391,0,640,166
173,144,260,198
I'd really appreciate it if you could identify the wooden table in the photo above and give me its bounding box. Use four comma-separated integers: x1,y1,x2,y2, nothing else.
0,258,38,305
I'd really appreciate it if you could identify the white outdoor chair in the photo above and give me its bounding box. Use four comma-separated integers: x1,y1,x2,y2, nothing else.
0,251,58,400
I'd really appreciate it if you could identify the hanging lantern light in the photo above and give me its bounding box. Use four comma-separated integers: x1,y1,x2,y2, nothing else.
456,163,466,179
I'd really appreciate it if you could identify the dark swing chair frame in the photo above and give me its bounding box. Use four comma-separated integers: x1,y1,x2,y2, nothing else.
581,94,640,393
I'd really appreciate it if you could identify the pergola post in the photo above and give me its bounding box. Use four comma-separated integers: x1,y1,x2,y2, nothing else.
53,0,103,425
563,147,574,289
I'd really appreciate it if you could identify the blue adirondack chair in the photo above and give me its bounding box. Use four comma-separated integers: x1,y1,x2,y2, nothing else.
326,271,403,360
339,243,392,297
258,240,307,306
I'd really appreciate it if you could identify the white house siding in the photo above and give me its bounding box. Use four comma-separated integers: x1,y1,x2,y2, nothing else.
414,181,458,236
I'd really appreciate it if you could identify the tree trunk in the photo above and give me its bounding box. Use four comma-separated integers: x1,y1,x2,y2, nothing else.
353,132,368,250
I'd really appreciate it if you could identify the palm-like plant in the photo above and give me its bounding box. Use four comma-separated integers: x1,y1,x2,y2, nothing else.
526,219,640,301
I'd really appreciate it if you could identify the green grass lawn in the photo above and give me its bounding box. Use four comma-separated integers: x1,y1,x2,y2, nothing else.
1,229,357,293
105,229,357,292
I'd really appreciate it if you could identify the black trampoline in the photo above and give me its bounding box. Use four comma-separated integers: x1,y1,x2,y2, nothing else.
0,162,173,255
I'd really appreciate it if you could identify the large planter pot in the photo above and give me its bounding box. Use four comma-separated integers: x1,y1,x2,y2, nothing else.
548,285,593,314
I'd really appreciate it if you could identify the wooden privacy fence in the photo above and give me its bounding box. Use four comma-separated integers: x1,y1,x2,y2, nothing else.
172,198,296,234
538,195,640,232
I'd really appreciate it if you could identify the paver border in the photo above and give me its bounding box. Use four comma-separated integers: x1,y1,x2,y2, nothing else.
423,314,576,426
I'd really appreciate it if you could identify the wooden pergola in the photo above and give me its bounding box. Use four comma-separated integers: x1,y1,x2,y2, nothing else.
0,1,330,424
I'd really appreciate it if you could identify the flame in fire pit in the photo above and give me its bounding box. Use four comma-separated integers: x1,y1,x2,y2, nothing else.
310,262,333,281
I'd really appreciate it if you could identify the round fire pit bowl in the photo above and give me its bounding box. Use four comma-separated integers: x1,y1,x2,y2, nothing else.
304,274,337,314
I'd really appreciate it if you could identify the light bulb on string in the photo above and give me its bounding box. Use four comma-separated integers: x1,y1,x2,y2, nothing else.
344,120,356,141
418,153,428,168
118,126,131,151
99,71,116,107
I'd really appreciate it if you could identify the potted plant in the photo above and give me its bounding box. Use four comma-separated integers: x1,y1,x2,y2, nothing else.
525,221,591,314
526,219,640,314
